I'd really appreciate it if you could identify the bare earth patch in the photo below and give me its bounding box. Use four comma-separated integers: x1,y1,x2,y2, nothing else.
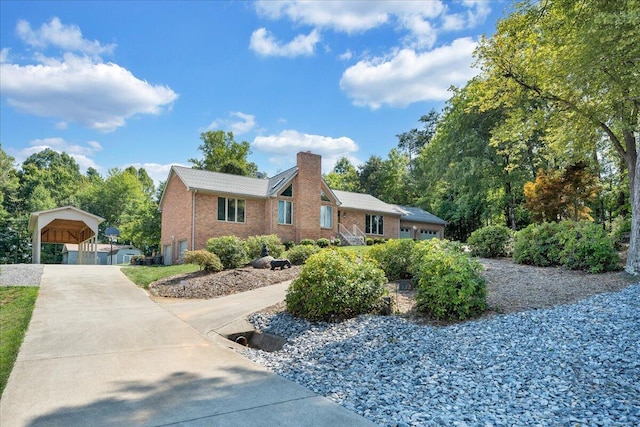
148,259,637,320
148,266,301,299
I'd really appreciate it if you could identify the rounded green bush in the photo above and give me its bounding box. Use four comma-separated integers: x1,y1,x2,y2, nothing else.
557,221,620,273
299,238,316,246
467,225,512,258
206,235,248,269
184,250,223,272
368,238,416,280
316,238,330,248
245,234,285,259
287,244,321,265
513,222,562,267
413,239,487,321
366,238,374,246
286,249,387,321
284,240,295,250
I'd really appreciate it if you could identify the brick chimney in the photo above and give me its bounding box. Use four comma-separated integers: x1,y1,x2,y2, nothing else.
295,151,322,241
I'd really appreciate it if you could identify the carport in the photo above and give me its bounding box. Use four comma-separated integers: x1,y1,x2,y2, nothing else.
28,206,105,264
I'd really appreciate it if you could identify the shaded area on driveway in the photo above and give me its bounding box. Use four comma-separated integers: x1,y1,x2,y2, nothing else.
1,265,374,427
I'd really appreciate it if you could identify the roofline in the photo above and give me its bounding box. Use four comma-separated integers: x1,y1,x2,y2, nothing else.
28,205,105,231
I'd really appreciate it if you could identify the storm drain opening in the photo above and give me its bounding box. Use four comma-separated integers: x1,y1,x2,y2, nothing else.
227,331,286,352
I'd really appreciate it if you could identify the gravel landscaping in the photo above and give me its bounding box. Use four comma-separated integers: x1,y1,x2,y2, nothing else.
0,264,44,287
236,259,639,427
245,284,640,426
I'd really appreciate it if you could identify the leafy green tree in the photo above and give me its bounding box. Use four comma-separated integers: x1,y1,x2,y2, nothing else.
377,149,414,205
0,145,19,221
414,81,538,239
18,148,82,207
323,157,361,192
397,109,439,169
475,0,640,273
189,130,258,176
358,155,385,197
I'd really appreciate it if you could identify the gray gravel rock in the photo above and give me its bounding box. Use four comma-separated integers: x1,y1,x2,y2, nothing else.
245,284,640,427
0,264,44,286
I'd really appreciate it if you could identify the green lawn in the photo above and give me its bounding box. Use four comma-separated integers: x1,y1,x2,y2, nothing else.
121,264,200,288
337,245,373,257
0,286,39,395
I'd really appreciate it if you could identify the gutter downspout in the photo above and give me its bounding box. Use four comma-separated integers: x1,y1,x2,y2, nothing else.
192,190,197,251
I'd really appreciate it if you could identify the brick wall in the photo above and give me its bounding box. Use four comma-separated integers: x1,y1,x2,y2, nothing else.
293,151,322,242
338,209,401,240
193,193,266,249
160,173,193,263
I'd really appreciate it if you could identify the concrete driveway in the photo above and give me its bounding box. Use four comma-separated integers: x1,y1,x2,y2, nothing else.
0,265,375,427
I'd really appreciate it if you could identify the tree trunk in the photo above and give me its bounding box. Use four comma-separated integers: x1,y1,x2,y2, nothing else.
625,130,640,275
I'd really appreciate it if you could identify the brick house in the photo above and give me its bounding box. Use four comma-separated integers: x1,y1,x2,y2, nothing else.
159,151,446,264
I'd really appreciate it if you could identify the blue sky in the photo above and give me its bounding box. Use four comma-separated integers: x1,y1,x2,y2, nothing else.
1,1,511,185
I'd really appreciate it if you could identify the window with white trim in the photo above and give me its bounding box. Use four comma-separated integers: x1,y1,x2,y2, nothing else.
218,197,245,222
320,205,332,228
365,214,384,235
278,200,292,225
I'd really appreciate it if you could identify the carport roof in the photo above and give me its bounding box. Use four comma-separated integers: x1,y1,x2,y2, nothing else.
28,206,105,244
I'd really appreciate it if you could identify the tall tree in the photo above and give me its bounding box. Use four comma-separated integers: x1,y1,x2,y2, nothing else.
358,155,386,197
19,148,83,207
189,130,258,177
0,145,19,220
323,157,361,192
475,0,640,273
397,109,440,168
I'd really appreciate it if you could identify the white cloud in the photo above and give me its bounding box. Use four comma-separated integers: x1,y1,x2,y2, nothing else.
207,112,256,135
339,49,353,61
1,18,177,132
1,53,178,132
255,1,444,35
250,27,320,57
253,129,358,173
442,1,492,31
339,37,478,109
8,137,103,171
0,48,8,63
16,17,116,57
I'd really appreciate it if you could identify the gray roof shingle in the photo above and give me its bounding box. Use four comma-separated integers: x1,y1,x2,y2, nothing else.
393,205,448,225
172,166,271,198
332,190,401,216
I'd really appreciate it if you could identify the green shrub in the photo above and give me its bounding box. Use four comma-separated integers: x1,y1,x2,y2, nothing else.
184,250,223,272
206,235,248,269
286,249,387,321
299,239,316,246
610,216,631,249
287,244,321,265
316,238,331,248
557,221,620,273
513,222,562,267
366,237,374,246
332,238,341,246
245,234,285,259
373,237,386,245
368,238,416,280
467,225,512,258
413,239,487,321
284,240,295,250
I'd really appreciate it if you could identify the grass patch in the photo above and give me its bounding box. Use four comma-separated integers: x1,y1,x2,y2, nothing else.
338,245,373,257
1,286,39,395
121,264,200,288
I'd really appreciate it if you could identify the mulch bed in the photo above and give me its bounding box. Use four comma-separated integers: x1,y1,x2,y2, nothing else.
148,258,637,320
